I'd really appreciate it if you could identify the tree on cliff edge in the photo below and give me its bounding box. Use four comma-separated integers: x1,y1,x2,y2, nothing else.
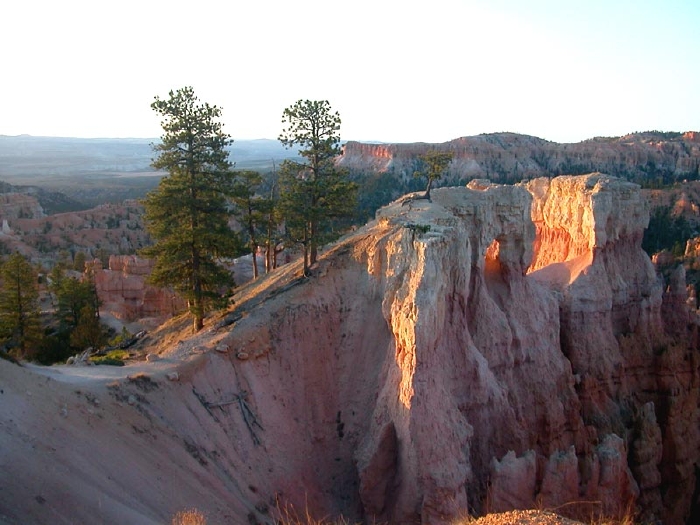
278,99,357,275
414,150,454,200
141,87,239,332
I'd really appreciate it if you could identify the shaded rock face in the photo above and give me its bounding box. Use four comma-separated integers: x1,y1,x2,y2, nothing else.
91,255,186,323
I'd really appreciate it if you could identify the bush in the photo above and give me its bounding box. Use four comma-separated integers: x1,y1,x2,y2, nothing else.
0,350,20,365
108,327,133,347
91,349,128,366
34,331,73,365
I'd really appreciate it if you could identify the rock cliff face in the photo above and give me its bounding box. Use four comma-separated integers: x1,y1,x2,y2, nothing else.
2,174,698,525
338,131,700,185
211,173,696,523
91,255,186,323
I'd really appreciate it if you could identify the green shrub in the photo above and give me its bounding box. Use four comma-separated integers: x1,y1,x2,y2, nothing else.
91,349,128,366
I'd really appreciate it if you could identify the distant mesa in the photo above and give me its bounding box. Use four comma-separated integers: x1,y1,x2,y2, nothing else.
337,130,700,186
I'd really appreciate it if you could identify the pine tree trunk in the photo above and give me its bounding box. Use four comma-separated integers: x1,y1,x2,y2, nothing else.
309,219,318,265
425,178,433,200
248,208,258,280
274,245,283,270
192,243,203,331
193,313,203,332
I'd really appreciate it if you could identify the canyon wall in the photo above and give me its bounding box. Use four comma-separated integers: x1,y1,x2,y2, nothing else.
338,131,700,185
2,174,698,525
206,173,697,523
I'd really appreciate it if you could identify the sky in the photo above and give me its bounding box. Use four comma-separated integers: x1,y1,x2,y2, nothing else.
2,0,698,144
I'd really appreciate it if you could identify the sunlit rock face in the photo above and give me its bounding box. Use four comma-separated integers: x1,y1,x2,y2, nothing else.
216,174,697,523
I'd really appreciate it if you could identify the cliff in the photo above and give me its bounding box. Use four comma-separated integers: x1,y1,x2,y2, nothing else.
1,174,697,525
338,131,700,185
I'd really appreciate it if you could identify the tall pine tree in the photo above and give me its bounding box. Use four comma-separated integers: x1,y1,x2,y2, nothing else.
230,170,267,280
278,100,357,275
0,252,42,359
142,87,239,331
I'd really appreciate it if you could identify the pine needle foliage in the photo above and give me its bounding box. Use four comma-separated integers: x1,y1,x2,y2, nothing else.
0,252,42,358
278,100,357,275
230,170,268,280
414,150,454,200
142,87,240,332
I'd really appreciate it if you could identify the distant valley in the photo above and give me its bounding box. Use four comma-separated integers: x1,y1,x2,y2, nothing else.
4,131,700,213
0,135,301,208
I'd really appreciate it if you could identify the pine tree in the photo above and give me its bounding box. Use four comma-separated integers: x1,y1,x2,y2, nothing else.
50,271,99,330
73,251,87,272
278,100,357,275
230,170,267,280
70,304,106,351
0,253,42,359
141,87,240,331
414,150,454,200
261,170,285,273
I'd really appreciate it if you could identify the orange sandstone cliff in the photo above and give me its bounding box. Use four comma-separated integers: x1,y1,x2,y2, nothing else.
0,174,697,525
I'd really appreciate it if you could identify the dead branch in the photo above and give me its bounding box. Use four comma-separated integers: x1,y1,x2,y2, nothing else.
193,389,263,445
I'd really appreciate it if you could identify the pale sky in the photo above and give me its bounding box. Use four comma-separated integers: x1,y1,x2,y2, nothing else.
2,0,698,144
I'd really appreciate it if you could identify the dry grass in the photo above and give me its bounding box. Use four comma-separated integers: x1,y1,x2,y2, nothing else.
545,499,637,525
171,508,207,525
452,502,638,525
275,500,360,525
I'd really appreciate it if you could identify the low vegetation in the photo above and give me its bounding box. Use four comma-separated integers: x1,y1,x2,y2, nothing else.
642,205,695,256
171,508,208,525
90,349,128,366
168,506,637,525
0,253,113,364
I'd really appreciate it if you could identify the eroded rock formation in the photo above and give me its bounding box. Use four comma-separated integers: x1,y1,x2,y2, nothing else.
210,173,696,523
91,255,186,323
2,174,698,525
